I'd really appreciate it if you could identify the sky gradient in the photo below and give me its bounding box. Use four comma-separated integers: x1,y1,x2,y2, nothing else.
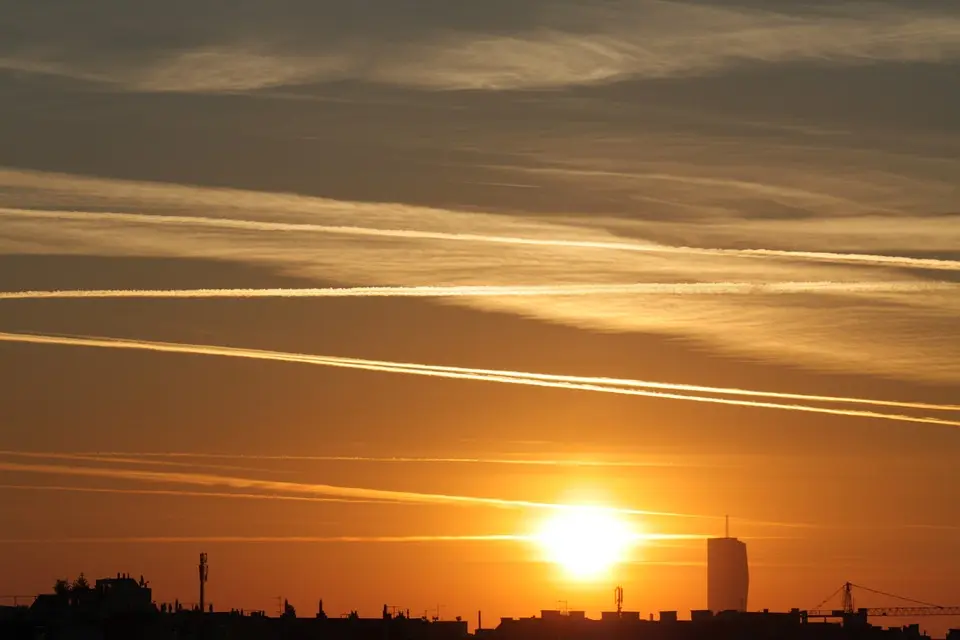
0,0,958,634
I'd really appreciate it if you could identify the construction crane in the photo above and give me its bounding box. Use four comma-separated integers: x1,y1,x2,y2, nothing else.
806,582,960,619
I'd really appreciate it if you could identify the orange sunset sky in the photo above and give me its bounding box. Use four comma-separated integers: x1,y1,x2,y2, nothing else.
1,0,959,636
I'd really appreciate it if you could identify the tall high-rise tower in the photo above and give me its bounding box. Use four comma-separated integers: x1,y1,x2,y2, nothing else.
707,517,748,612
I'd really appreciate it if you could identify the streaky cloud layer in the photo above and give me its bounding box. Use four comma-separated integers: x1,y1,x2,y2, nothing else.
0,483,392,506
0,168,957,383
0,460,705,521
0,450,288,475
0,451,703,469
4,207,958,272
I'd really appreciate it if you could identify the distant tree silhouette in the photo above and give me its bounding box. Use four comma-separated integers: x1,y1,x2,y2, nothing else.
53,579,71,598
72,574,90,591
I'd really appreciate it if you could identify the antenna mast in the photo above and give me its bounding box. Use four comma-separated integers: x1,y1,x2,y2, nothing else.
615,586,624,616
198,553,209,614
725,515,730,538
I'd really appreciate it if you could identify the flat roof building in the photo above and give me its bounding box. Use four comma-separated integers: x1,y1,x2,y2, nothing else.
707,535,749,612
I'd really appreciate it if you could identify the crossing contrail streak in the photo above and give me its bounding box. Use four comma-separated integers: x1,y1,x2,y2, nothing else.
0,486,742,532
0,332,957,427
0,460,696,519
0,282,953,301
339,359,960,414
2,207,958,272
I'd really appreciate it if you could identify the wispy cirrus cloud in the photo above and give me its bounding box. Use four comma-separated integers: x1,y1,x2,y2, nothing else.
5,205,959,272
0,459,702,520
0,483,392,506
3,2,960,92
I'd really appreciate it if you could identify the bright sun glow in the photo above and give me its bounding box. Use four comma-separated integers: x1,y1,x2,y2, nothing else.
534,507,639,579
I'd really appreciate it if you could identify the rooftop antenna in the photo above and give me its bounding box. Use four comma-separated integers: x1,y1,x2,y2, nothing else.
198,553,209,615
725,515,730,538
615,586,623,616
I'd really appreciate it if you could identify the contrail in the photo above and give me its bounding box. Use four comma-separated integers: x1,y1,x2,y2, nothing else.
0,331,956,427
0,282,953,301
0,313,949,412
0,460,696,519
342,358,960,414
0,483,393,505
7,451,694,469
0,535,710,546
0,450,290,475
2,207,957,272
0,535,530,544
6,482,936,533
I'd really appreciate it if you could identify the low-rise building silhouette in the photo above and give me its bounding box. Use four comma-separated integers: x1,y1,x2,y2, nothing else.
0,571,953,640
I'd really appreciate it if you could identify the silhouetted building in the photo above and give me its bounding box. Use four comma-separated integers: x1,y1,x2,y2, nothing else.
495,609,931,640
3,569,950,640
95,573,154,617
708,535,749,612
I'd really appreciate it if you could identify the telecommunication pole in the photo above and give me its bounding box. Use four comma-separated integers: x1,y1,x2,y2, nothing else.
199,553,209,614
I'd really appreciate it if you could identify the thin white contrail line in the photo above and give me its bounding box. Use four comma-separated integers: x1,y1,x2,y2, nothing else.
2,207,957,271
0,332,956,427
0,301,948,411
295,360,960,425
0,282,953,300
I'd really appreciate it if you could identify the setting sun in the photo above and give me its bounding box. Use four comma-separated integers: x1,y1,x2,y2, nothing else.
534,507,639,580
